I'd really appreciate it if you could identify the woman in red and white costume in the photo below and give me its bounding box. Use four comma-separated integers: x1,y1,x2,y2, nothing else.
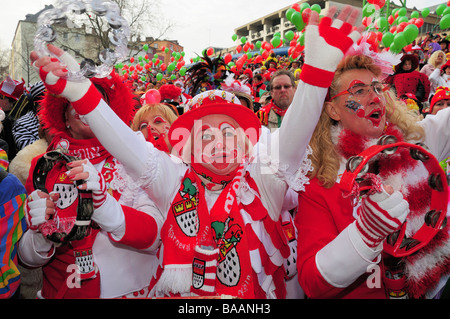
296,42,450,299
31,6,364,298
18,72,163,299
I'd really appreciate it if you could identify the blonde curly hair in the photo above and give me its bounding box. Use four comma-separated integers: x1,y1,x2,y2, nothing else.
309,54,425,188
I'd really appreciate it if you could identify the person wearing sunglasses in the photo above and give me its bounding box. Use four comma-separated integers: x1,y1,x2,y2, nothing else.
256,69,297,130
296,45,450,299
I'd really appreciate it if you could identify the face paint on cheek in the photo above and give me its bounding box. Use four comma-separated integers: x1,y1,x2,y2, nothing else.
345,100,365,118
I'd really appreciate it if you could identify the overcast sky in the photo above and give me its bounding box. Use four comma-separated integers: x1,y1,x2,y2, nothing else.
0,0,445,61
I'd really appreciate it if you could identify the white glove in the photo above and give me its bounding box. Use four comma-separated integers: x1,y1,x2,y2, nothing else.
25,190,57,230
67,160,107,209
355,187,409,248
31,44,103,115
300,5,364,87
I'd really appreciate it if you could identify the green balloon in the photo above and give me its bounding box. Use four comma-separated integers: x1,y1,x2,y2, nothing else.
232,34,238,41
398,7,407,16
143,44,149,51
393,32,407,49
377,17,388,29
255,41,262,49
299,32,305,46
271,36,281,48
390,42,401,54
444,7,450,16
403,24,419,44
167,63,176,72
286,8,296,21
300,3,310,11
363,4,375,17
291,12,303,28
422,8,430,18
440,14,450,30
382,32,394,47
437,4,447,16
179,67,187,76
411,11,420,19
154,54,158,59
398,16,408,23
285,30,295,41
310,4,321,14
240,37,247,45
156,73,163,81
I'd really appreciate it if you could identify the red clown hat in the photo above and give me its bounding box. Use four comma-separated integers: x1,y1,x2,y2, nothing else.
168,90,261,154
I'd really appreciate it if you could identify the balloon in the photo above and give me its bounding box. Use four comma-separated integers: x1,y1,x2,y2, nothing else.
255,41,262,49
236,45,242,53
130,57,135,63
398,16,409,24
415,18,424,28
291,11,303,27
376,17,388,30
403,24,419,44
167,63,176,72
302,8,312,25
156,73,163,81
393,32,407,49
411,11,420,19
398,7,407,16
422,8,430,18
160,63,167,71
224,53,232,65
144,89,161,104
271,36,281,48
240,37,247,45
437,4,446,16
285,30,295,41
232,34,238,41
310,4,321,14
206,47,214,56
444,7,450,16
179,67,187,76
440,14,450,30
286,8,296,21
143,44,149,51
299,2,310,12
363,4,376,17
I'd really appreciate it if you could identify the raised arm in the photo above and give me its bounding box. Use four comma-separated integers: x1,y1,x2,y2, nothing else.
279,6,364,175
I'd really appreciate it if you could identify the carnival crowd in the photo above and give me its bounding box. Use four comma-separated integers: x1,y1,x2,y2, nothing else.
1,5,450,300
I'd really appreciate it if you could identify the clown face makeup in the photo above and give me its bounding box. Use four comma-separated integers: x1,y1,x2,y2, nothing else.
139,114,170,140
327,69,388,139
192,114,245,175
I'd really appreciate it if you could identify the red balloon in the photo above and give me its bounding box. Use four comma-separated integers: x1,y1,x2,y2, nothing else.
302,8,312,25
207,47,214,56
236,45,242,53
130,57,135,63
291,3,300,12
415,18,424,28
224,53,232,64
160,63,167,71
254,56,263,64
388,15,394,25
144,89,161,105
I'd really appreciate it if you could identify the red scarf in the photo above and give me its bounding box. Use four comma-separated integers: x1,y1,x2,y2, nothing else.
270,102,288,117
157,163,255,298
190,158,237,190
48,132,111,165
